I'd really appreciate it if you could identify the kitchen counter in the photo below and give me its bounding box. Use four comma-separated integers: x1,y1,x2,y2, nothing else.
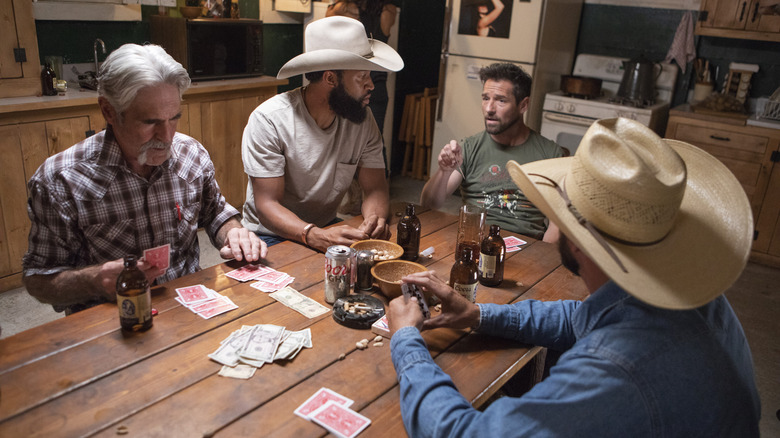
0,76,287,116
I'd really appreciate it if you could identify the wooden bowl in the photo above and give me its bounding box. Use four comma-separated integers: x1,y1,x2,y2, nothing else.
350,239,403,262
371,260,427,299
179,6,203,19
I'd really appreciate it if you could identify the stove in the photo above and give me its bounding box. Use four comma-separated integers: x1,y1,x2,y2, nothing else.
541,54,678,155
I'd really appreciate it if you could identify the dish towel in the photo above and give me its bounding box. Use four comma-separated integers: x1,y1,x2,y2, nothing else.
665,11,696,73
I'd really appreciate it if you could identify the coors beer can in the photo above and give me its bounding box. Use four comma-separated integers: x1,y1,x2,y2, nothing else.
324,245,353,304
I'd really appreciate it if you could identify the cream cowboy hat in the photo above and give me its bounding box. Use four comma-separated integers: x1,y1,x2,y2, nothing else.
508,118,753,310
277,16,404,79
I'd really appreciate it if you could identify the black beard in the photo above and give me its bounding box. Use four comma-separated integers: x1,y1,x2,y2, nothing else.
558,233,580,277
329,82,368,124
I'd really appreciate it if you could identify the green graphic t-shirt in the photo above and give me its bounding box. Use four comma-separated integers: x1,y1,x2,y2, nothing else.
458,130,563,239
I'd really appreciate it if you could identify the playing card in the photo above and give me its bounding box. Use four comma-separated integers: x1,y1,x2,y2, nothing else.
226,264,273,282
507,245,523,253
370,315,390,338
401,283,430,320
503,236,527,248
294,387,354,420
309,401,371,438
144,244,170,270
175,285,211,304
197,297,238,319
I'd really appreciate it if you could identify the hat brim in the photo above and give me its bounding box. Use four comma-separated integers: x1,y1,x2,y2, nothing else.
508,140,753,309
277,41,404,79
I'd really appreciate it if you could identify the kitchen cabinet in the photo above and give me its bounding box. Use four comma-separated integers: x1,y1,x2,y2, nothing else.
0,0,43,98
666,105,780,268
0,77,286,292
696,0,780,42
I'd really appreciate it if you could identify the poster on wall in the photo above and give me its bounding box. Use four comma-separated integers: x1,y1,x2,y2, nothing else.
275,0,312,14
457,0,515,38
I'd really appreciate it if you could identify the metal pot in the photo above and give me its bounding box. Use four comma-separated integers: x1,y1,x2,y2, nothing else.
617,55,662,104
560,75,602,99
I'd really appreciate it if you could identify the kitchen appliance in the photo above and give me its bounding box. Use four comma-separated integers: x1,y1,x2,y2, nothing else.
150,16,263,81
540,54,678,156
431,0,584,176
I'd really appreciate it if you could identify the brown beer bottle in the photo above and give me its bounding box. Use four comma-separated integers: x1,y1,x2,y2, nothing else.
41,62,57,96
116,255,153,332
397,204,421,261
449,246,479,302
479,224,505,286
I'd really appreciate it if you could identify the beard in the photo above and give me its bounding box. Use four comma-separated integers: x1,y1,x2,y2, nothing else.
558,232,581,277
329,82,369,124
484,114,521,135
137,139,172,166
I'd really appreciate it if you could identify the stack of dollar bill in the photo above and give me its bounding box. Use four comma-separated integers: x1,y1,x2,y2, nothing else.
269,286,330,318
210,324,313,379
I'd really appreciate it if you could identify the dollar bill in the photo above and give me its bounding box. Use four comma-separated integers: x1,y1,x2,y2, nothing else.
270,286,330,318
239,324,285,363
218,364,256,379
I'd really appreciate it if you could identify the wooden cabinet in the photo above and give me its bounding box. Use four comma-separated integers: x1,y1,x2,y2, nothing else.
0,0,43,98
697,0,780,42
0,77,286,292
666,106,780,267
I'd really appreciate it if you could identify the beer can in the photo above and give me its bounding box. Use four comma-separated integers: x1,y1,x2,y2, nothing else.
354,250,374,291
325,245,354,304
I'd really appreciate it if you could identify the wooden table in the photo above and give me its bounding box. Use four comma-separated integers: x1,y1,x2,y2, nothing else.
0,207,588,437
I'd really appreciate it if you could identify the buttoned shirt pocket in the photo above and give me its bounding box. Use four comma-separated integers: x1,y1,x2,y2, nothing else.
82,219,138,264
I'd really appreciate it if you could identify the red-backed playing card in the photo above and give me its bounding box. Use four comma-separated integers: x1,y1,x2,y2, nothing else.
503,236,527,248
294,387,354,420
144,244,170,270
175,285,210,304
226,264,273,282
309,401,371,438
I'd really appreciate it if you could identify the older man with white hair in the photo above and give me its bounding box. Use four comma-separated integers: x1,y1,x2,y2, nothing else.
23,43,266,315
241,16,404,252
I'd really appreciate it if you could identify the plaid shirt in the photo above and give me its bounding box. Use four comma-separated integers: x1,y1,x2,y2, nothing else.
23,127,239,312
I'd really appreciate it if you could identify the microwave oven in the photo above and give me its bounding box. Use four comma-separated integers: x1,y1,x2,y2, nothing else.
150,16,263,81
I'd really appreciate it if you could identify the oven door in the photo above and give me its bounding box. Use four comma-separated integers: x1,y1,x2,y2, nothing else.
540,111,596,156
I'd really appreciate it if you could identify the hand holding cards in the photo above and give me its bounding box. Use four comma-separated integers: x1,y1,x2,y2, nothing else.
143,244,170,269
401,282,430,320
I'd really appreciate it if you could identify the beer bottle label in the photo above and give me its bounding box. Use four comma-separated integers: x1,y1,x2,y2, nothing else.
119,292,152,325
453,282,478,303
479,253,497,278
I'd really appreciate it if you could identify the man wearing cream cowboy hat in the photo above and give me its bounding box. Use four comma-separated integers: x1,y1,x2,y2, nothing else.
387,118,760,436
241,16,403,252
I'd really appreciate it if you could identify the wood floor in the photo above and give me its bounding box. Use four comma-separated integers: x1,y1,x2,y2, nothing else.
724,262,780,437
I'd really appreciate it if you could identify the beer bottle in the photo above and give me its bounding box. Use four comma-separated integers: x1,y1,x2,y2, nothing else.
116,255,153,332
397,204,421,261
449,246,479,302
479,224,505,286
41,62,57,96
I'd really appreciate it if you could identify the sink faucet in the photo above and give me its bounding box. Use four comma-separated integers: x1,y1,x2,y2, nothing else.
94,39,106,74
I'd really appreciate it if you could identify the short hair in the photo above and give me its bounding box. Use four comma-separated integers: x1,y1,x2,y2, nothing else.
98,44,191,116
304,71,326,83
478,63,532,104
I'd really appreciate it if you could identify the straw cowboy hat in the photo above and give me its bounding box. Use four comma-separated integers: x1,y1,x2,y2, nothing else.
277,16,404,79
508,118,753,310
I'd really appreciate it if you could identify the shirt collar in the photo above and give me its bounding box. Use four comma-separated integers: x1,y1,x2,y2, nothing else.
571,280,633,339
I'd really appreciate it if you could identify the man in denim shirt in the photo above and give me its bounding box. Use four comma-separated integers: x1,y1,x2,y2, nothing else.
389,118,760,437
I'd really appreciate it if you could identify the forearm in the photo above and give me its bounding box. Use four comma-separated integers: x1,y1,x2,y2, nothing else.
420,169,456,209
25,266,112,307
477,300,581,351
256,201,311,243
361,185,390,222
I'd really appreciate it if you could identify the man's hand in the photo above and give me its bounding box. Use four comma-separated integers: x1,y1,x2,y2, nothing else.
438,140,463,173
358,215,391,240
402,270,480,331
219,227,267,262
98,258,165,301
307,225,369,252
388,294,425,334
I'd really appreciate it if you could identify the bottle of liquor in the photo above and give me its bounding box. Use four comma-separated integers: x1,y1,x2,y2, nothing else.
116,255,153,332
41,63,57,96
397,203,421,261
479,224,505,286
449,246,479,302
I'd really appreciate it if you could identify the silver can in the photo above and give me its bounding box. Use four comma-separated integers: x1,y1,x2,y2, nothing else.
354,250,374,291
324,245,353,304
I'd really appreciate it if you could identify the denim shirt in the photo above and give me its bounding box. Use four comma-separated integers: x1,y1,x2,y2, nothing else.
391,281,760,437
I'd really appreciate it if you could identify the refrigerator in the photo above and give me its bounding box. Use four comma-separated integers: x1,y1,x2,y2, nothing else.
431,0,583,176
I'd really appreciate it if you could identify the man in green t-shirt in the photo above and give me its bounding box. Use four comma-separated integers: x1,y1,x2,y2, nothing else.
421,63,563,240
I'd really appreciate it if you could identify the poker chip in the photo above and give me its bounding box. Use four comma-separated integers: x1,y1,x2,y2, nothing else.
331,295,385,329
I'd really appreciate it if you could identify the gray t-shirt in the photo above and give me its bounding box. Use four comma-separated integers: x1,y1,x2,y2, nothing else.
241,87,385,235
459,130,563,239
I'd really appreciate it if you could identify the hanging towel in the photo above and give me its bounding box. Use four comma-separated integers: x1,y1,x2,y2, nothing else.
665,11,696,73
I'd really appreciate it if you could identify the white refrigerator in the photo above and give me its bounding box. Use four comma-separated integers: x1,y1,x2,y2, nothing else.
431,0,583,176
